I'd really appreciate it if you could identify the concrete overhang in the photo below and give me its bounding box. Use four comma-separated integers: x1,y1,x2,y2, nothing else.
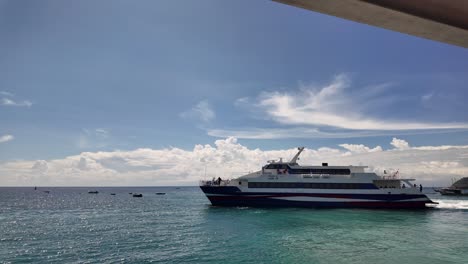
273,0,468,48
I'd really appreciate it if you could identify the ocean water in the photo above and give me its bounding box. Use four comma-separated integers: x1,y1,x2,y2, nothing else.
0,187,467,264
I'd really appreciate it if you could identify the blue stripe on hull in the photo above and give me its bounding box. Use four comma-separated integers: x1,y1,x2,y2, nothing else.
207,197,429,209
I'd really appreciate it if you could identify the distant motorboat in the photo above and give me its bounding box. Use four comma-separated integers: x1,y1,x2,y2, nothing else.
156,192,166,195
133,194,143,197
436,177,468,196
88,191,99,194
110,193,116,195
43,190,50,194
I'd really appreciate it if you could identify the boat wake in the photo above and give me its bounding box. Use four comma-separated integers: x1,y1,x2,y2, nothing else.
431,199,468,210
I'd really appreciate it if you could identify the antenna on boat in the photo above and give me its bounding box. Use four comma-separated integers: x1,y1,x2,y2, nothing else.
290,147,305,164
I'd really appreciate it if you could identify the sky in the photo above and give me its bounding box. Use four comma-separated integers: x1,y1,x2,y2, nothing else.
0,0,467,186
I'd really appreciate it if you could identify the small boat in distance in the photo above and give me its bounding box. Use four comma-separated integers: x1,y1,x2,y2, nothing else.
110,193,116,195
133,193,143,197
436,177,468,196
88,191,99,194
200,147,436,209
156,192,166,195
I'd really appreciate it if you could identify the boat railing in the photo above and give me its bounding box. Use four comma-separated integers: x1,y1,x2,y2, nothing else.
200,179,231,187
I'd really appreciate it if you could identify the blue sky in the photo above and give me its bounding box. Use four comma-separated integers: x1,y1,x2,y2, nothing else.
1,0,468,162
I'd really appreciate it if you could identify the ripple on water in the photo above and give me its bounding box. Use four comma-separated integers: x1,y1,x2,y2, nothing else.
0,188,467,263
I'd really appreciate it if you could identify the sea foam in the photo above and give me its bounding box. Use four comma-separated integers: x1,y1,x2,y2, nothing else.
432,199,468,210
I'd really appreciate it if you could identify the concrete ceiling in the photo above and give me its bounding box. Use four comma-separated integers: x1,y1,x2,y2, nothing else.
274,0,468,48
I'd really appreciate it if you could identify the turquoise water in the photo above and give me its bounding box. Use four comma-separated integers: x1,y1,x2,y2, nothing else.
0,187,467,263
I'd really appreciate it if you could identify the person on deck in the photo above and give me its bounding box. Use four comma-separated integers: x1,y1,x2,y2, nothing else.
419,184,423,192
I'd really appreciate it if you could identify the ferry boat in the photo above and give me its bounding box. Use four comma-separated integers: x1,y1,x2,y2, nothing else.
200,147,436,209
436,177,468,196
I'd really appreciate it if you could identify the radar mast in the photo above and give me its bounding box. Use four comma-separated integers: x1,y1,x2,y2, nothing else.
289,147,305,164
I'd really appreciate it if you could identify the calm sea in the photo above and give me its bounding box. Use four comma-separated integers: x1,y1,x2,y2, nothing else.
0,187,467,263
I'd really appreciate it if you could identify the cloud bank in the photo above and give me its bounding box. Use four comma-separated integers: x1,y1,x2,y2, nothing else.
0,137,467,187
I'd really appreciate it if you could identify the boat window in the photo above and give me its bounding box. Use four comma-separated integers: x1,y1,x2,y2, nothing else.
288,168,351,175
248,182,377,189
265,164,289,169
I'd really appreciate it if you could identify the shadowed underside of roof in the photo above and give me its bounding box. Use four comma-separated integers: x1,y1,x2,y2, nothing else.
273,0,468,48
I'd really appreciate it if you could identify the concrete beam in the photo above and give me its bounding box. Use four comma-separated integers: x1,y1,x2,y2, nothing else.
274,0,468,48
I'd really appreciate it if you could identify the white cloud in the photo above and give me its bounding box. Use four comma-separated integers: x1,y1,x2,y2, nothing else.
180,100,215,122
234,97,250,107
390,137,410,150
1,98,32,107
421,92,434,102
0,134,14,143
95,128,109,138
413,145,468,151
256,74,467,130
32,160,48,174
0,137,467,187
207,127,467,139
339,143,383,154
208,127,325,139
205,74,468,139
